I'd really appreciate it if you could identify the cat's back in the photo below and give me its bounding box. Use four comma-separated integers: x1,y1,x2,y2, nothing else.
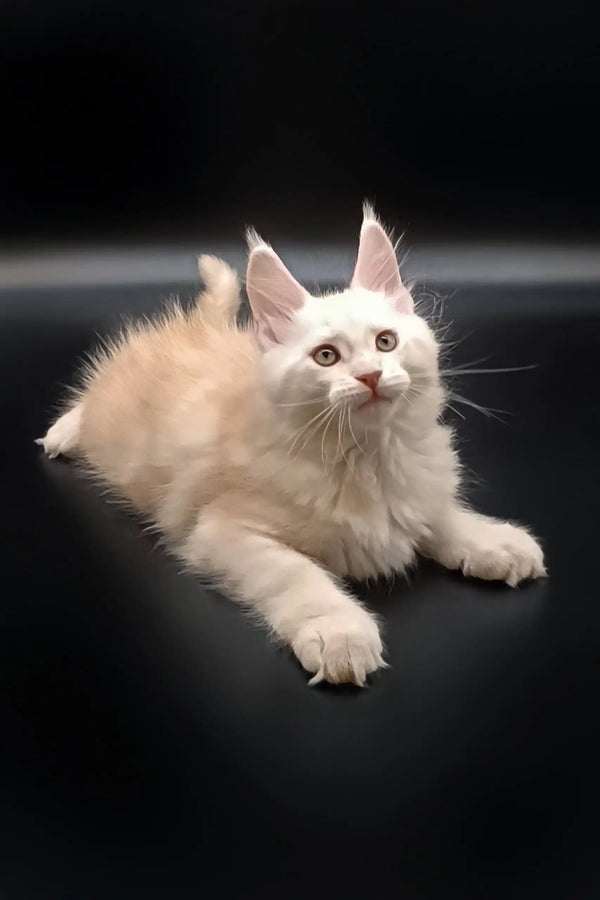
77,300,259,504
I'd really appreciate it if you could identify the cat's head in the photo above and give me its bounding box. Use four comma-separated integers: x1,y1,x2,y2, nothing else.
246,205,441,434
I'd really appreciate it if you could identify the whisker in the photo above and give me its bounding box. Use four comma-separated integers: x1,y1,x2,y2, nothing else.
444,402,466,420
275,396,330,408
321,404,339,467
438,329,477,353
442,364,538,376
337,407,358,478
347,408,366,454
285,410,327,451
285,405,333,455
293,405,339,459
442,355,490,370
447,391,510,422
336,406,345,467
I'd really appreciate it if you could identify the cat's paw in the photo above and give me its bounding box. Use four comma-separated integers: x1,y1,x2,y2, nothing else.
459,522,546,587
292,610,386,686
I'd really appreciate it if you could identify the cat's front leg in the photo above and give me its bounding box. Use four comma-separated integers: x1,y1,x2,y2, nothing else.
180,508,386,685
422,506,546,587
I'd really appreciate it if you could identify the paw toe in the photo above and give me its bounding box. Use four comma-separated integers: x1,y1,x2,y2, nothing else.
294,614,385,687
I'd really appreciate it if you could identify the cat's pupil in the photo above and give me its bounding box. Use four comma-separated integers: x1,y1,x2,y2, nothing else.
312,345,340,366
376,330,398,351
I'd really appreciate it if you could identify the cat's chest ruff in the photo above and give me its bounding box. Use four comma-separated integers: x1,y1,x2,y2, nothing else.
282,438,433,578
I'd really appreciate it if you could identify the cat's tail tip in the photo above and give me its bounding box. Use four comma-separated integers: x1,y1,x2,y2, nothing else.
196,255,241,325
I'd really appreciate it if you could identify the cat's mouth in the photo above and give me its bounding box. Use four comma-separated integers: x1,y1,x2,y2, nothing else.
357,393,391,410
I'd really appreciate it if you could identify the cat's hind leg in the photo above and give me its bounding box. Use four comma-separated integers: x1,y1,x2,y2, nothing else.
36,403,83,459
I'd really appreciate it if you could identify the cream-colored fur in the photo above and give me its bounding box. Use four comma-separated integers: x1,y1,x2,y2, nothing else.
39,210,546,685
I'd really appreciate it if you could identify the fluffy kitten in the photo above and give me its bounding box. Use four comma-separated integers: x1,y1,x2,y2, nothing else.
38,206,546,686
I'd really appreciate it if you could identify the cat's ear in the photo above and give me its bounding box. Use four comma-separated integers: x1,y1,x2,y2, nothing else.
351,204,413,314
246,230,308,346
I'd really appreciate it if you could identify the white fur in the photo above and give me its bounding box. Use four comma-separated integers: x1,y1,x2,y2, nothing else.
39,210,546,686
36,403,82,458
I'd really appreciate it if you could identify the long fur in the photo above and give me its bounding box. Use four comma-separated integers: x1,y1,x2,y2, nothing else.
39,212,546,686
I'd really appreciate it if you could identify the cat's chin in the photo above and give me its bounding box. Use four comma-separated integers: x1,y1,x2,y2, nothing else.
350,396,399,427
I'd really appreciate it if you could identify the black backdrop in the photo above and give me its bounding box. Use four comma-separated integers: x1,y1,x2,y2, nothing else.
2,0,599,244
2,6,600,898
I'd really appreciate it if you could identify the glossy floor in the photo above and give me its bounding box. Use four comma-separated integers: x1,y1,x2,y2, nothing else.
1,272,599,899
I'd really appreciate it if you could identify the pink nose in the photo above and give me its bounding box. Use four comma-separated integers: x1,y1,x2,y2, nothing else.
355,371,382,393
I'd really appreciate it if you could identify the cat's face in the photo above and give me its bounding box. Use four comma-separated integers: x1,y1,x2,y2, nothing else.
246,205,440,434
259,288,439,429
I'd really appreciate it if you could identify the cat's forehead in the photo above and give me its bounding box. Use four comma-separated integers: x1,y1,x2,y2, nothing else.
298,288,403,334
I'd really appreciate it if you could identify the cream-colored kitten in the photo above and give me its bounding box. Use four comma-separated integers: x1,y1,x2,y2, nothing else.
39,206,546,686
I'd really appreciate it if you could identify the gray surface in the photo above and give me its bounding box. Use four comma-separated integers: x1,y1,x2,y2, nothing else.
2,241,600,291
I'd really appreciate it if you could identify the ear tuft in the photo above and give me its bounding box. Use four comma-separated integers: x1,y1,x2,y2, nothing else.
245,226,269,253
361,200,378,226
351,204,413,314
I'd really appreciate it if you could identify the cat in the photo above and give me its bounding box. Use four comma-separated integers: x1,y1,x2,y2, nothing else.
38,205,546,686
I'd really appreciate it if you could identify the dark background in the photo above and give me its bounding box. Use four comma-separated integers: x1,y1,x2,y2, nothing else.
2,4,600,899
2,0,599,246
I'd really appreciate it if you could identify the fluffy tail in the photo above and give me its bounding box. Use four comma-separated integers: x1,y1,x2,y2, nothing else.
35,402,83,459
195,255,241,325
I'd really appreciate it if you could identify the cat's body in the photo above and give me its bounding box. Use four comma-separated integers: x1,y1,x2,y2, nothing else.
39,208,546,685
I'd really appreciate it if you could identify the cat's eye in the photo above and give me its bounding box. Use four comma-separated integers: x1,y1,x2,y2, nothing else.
375,330,398,352
312,345,340,367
